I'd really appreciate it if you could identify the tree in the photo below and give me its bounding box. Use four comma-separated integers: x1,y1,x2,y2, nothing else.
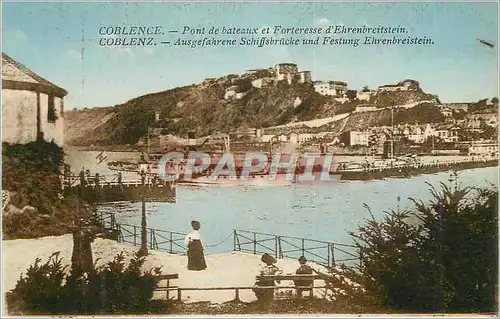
491,97,498,105
349,179,498,312
362,85,370,92
346,90,357,100
432,94,442,104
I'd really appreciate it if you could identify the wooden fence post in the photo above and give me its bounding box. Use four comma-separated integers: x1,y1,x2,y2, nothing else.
331,244,335,267
327,243,331,268
150,229,154,249
117,224,122,243
134,226,137,246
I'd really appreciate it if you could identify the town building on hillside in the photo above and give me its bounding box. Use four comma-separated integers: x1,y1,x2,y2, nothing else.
407,124,434,143
274,63,312,84
378,79,420,92
251,77,274,88
392,123,435,144
224,85,238,100
2,53,67,146
313,81,348,97
155,111,162,122
246,68,267,75
232,127,258,139
298,71,312,83
466,113,498,129
468,142,498,156
354,105,378,113
433,124,460,143
438,106,453,117
275,63,298,83
341,130,371,146
442,103,469,112
356,90,376,101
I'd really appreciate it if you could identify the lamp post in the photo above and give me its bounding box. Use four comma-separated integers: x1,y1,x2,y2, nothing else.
137,153,149,257
391,106,394,159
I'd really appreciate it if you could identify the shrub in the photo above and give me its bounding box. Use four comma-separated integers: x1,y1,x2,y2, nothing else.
349,179,498,313
7,252,68,314
7,252,164,315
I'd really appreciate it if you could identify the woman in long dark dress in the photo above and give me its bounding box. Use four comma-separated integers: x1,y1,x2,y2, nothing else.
184,220,207,271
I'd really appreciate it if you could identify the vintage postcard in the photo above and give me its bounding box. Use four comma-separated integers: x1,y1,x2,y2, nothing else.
1,1,498,316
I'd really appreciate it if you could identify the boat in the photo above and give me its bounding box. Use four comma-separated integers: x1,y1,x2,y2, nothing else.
166,153,342,187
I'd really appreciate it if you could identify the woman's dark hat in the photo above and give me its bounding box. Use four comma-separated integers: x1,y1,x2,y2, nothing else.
191,220,201,229
261,253,277,265
298,256,307,263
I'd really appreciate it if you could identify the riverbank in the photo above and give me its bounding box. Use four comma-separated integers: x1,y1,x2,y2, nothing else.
340,158,498,180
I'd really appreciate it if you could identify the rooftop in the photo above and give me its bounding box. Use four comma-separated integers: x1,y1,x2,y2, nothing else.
2,53,68,97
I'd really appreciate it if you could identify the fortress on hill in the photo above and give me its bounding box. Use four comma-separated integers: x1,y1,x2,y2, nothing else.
220,62,348,99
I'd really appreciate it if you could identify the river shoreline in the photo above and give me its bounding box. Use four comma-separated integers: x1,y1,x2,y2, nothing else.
340,158,498,181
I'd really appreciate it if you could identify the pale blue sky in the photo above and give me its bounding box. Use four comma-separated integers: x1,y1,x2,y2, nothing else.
2,2,498,109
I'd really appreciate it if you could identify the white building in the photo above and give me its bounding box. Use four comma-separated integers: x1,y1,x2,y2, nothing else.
378,79,420,92
298,71,312,84
469,143,498,156
354,105,378,113
313,81,348,96
224,85,238,100
433,125,460,143
356,91,376,101
275,63,298,84
342,130,371,146
2,53,67,146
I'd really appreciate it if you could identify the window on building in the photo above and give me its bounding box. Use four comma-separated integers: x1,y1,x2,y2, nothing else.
47,95,58,123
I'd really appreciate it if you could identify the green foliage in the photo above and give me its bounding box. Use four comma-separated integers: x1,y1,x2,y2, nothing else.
7,252,68,314
346,90,357,100
2,141,63,214
349,180,498,312
7,252,164,315
232,79,253,93
2,141,90,239
393,103,445,125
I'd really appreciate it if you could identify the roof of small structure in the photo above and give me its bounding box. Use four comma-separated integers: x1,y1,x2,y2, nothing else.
2,53,68,97
277,62,297,67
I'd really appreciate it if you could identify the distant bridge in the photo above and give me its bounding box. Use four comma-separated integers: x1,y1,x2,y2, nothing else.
62,172,176,203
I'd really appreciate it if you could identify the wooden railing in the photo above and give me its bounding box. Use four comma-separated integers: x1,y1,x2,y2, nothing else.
233,229,358,268
96,211,118,230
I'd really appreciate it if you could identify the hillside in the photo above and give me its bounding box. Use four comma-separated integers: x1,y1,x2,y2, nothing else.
64,107,118,146
65,73,439,148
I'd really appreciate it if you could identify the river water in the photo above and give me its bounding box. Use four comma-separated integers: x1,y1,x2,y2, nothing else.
92,157,497,256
